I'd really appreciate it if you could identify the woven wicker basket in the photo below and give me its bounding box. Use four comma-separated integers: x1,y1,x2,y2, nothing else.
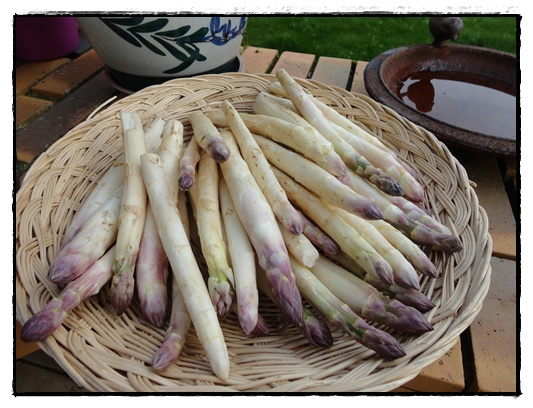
15,73,492,392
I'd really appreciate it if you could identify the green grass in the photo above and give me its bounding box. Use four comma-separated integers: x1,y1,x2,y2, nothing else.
242,16,518,61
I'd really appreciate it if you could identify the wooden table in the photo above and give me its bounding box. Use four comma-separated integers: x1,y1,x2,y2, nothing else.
15,44,518,393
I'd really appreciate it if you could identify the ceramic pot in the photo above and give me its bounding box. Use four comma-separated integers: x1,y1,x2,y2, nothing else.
16,16,80,61
78,16,247,90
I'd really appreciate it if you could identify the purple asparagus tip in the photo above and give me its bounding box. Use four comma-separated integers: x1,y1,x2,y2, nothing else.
301,310,333,347
152,339,182,372
207,142,231,163
363,202,384,220
433,234,463,253
361,326,406,359
48,254,89,284
385,299,434,335
20,301,66,343
250,314,270,336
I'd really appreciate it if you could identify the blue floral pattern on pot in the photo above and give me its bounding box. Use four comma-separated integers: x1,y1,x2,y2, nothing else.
99,16,247,74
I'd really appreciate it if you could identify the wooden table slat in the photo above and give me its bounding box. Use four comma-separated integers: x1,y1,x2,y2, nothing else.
270,51,316,79
311,56,352,90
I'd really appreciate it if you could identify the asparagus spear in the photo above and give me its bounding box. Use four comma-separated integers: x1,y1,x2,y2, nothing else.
136,119,184,326
278,220,319,268
275,69,403,197
190,110,230,163
289,257,406,359
151,275,191,372
141,152,229,381
218,129,304,329
256,266,332,347
219,178,259,335
188,152,234,319
207,109,348,182
298,210,340,256
221,100,304,235
369,219,438,278
333,207,421,289
333,122,425,202
387,194,453,236
152,188,193,371
252,91,349,186
22,246,116,342
48,187,122,284
266,82,421,181
328,251,436,313
310,256,433,335
254,133,383,220
345,168,409,227
110,111,148,316
61,116,165,248
345,167,461,252
273,167,395,286
178,137,201,191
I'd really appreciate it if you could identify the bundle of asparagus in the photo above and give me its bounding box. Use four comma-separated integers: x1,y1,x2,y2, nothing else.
21,70,463,382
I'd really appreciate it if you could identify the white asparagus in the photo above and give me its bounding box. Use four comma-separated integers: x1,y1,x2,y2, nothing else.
254,133,383,220
61,116,165,247
289,256,406,359
368,219,438,278
110,111,149,315
387,194,453,235
255,265,333,347
151,275,192,371
219,178,259,335
178,136,201,191
136,119,184,326
297,210,340,255
278,220,319,268
190,110,230,163
188,152,234,318
152,192,191,372
333,122,425,202
275,69,403,197
22,246,116,342
221,100,304,235
266,84,424,184
48,188,122,284
252,92,350,186
141,152,229,381
207,109,348,181
273,167,394,286
345,168,409,227
218,128,304,328
333,207,420,289
309,256,433,335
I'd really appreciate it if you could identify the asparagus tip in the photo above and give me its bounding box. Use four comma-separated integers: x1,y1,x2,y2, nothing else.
362,326,406,359
207,142,231,163
110,276,135,316
178,173,195,191
387,299,434,335
238,307,259,336
433,234,463,253
140,296,168,328
20,308,64,343
301,310,334,347
208,277,233,319
378,176,404,197
250,314,270,336
363,202,384,220
152,338,182,372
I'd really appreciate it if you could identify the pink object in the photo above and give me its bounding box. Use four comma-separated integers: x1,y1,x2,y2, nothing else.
16,16,80,61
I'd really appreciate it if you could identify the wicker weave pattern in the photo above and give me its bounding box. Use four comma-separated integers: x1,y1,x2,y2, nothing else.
15,73,492,392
